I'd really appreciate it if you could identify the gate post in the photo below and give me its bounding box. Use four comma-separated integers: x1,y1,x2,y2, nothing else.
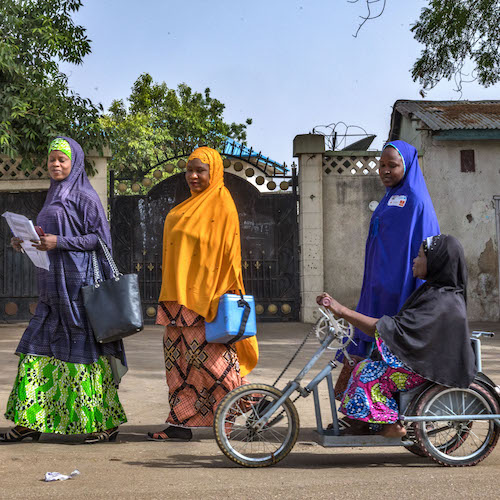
293,134,325,323
88,147,111,214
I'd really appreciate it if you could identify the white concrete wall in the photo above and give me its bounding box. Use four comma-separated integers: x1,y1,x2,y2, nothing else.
298,153,324,323
87,155,109,211
418,134,500,320
323,175,385,309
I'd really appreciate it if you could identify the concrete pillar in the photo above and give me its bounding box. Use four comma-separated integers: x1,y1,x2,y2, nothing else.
87,152,110,213
293,134,325,323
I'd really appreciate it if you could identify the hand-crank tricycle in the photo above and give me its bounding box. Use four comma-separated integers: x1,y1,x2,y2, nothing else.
213,305,500,467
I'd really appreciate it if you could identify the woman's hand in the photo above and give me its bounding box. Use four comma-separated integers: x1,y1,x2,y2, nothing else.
316,292,346,318
317,292,378,337
11,237,24,252
31,234,57,251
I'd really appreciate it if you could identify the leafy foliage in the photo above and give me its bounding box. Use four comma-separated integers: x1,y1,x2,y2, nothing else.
101,73,252,176
0,0,104,171
411,0,500,91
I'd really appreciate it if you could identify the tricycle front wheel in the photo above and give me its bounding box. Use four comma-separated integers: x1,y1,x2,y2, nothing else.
213,383,300,467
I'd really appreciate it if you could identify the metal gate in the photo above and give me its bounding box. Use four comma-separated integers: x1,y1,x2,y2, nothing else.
110,166,300,323
0,191,47,321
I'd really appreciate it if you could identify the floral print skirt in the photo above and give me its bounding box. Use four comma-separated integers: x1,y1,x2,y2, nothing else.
5,354,127,434
339,332,426,424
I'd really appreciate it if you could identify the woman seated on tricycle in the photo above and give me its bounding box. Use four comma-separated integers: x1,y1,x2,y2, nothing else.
317,234,477,438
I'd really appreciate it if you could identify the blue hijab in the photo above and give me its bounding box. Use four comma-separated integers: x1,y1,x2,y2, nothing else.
348,140,440,357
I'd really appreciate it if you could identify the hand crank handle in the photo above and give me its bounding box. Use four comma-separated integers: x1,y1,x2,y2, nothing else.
320,297,332,307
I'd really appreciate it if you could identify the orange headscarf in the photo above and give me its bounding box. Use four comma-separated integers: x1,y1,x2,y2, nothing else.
158,147,258,376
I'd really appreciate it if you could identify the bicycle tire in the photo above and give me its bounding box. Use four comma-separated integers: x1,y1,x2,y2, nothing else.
414,383,500,466
213,383,300,468
403,385,469,458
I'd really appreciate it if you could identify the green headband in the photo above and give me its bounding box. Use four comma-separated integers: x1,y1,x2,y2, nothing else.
48,138,72,161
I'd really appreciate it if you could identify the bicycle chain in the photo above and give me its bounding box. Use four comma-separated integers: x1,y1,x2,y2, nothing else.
271,322,318,387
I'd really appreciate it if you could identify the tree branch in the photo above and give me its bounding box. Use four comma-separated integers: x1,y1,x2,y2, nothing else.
349,0,387,38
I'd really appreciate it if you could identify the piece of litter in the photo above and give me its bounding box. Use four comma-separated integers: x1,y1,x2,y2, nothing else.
44,470,80,482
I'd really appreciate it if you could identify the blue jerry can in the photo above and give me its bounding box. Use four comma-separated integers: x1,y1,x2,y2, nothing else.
205,294,257,343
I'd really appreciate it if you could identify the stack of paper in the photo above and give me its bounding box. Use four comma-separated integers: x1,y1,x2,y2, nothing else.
2,212,50,271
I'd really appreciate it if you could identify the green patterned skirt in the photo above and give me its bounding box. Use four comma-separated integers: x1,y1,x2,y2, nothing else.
5,354,127,434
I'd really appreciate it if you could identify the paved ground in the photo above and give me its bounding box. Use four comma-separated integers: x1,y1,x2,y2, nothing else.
1,320,500,499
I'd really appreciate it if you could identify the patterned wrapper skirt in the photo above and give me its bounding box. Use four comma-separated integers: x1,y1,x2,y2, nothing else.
157,302,245,428
339,332,426,424
5,354,127,434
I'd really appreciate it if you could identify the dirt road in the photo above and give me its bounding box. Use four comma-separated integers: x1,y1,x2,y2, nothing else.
1,321,499,499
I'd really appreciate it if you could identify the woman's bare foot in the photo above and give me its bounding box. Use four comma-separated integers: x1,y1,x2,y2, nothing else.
380,423,406,438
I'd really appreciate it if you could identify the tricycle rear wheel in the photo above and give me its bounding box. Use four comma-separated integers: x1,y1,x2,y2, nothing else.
414,383,499,466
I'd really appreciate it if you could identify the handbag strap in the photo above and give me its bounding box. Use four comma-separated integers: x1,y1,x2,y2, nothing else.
96,236,121,279
90,236,121,286
227,290,251,345
90,248,102,285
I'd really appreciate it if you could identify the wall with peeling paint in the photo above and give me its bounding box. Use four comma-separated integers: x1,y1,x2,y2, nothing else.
418,135,500,320
295,131,499,323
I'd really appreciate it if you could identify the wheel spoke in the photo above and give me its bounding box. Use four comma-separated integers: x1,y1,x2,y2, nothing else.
215,385,299,466
426,424,454,437
416,386,499,465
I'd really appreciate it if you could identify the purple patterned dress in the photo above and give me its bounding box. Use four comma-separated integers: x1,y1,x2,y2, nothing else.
15,137,125,366
339,331,426,424
4,137,127,435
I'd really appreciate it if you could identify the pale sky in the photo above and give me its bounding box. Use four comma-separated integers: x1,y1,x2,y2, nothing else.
61,0,500,167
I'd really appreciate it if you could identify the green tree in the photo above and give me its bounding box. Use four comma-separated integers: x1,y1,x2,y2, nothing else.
0,0,104,169
411,0,500,91
101,73,252,175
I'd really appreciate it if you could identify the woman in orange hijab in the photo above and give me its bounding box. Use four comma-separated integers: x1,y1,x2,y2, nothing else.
148,147,259,441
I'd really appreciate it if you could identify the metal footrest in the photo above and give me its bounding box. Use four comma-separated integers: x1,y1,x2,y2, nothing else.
314,431,412,448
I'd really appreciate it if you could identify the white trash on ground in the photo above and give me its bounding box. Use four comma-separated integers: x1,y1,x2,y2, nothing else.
44,470,80,482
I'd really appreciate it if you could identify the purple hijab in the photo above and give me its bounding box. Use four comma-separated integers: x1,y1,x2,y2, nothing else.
16,137,126,368
44,137,112,249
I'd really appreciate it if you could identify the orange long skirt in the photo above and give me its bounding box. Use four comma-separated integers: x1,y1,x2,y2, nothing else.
158,302,245,428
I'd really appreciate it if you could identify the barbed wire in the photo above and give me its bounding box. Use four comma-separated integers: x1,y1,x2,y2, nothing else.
311,122,371,150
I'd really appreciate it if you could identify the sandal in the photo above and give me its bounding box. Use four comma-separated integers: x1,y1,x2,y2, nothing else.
84,427,119,444
147,426,193,441
0,426,41,443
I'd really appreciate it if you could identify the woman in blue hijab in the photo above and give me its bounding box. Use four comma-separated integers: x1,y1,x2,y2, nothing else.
347,140,440,357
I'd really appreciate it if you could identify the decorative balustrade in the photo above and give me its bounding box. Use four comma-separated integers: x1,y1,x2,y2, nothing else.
0,156,48,181
322,151,382,176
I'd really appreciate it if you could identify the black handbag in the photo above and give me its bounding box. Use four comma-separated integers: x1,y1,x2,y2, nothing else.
82,237,144,343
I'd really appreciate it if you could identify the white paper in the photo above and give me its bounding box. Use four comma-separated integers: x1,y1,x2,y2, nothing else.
2,211,50,270
44,470,80,482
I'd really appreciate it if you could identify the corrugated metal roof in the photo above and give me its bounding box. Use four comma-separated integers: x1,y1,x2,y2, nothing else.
394,100,500,130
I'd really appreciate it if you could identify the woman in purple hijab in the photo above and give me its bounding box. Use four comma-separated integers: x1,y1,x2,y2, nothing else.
1,137,127,443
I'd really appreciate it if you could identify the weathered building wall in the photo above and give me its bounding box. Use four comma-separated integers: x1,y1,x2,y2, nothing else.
322,174,385,309
419,135,500,320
